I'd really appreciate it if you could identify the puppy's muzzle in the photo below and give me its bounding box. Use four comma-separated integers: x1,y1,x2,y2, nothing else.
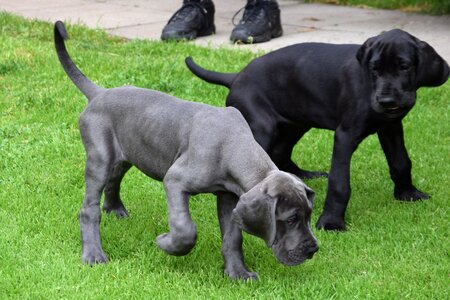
274,240,319,266
376,96,400,111
287,243,318,265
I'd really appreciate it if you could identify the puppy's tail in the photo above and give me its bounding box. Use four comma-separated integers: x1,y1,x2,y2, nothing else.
54,21,104,100
185,57,236,88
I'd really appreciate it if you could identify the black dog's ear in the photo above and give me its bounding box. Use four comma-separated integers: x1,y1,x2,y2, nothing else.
232,188,277,247
356,37,375,65
416,40,450,87
356,43,367,63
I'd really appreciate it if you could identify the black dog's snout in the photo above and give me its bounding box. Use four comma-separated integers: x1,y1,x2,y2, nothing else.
377,96,398,108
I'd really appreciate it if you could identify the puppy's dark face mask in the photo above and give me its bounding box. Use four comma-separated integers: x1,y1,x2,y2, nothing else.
357,29,450,119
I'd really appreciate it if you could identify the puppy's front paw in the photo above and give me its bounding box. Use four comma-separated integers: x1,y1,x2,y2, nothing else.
82,247,109,265
394,187,430,201
225,266,258,281
316,212,346,231
157,232,195,256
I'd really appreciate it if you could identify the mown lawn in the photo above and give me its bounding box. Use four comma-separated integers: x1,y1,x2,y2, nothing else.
0,13,449,299
307,0,450,15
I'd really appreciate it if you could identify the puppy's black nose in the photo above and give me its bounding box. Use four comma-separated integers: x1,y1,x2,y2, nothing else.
377,96,398,108
306,243,319,258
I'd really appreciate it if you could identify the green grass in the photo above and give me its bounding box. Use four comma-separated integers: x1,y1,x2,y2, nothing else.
307,0,450,15
0,12,449,299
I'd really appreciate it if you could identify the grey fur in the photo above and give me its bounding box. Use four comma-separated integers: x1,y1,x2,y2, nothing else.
54,21,318,280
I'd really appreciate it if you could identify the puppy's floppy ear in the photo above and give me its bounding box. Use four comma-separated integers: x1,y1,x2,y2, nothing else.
415,40,450,87
303,184,315,206
232,187,277,247
288,173,315,206
356,37,375,65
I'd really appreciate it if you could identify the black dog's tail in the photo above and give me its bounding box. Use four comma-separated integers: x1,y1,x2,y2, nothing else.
185,57,237,88
54,21,103,100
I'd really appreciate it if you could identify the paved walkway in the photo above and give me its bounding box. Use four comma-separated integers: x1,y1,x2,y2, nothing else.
1,0,449,61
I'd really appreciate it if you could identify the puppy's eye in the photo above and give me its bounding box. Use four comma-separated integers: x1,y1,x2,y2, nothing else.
286,215,299,226
400,64,410,71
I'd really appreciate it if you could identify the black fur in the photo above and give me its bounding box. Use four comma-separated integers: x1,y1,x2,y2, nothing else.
186,29,450,231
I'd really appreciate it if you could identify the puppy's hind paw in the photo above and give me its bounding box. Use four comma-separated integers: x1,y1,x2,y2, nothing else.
299,170,328,179
103,206,129,218
103,196,129,218
394,187,430,201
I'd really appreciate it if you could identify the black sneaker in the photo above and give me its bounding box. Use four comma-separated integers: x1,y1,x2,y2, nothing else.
161,0,215,41
230,0,283,44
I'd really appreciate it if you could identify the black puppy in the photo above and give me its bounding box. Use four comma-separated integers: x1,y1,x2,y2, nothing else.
186,29,450,231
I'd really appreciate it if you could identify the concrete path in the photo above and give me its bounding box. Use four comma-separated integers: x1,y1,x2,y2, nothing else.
1,0,449,61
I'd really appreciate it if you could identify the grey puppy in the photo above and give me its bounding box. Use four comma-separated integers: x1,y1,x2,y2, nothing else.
54,21,318,280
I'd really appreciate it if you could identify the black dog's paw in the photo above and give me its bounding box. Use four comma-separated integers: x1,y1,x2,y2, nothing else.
292,168,328,179
394,187,430,201
82,248,109,265
225,267,258,281
316,213,346,231
299,170,328,179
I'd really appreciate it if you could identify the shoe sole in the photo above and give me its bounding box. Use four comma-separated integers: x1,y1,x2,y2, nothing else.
230,26,283,44
161,25,215,41
197,24,216,37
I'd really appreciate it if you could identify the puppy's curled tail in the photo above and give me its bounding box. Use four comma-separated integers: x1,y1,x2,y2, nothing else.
185,57,237,88
54,21,103,100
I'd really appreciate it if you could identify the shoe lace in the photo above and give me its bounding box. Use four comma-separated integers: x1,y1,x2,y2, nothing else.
167,2,208,24
232,1,266,26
